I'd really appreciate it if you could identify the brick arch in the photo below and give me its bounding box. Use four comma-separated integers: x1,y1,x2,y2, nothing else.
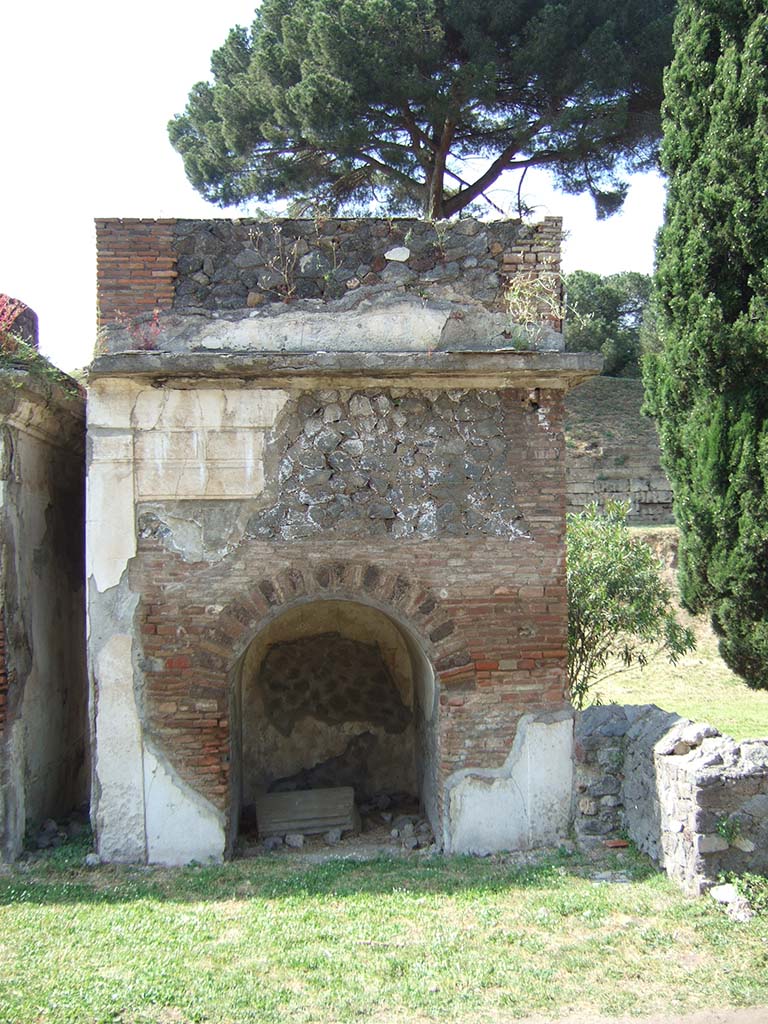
223,560,472,674
141,558,473,821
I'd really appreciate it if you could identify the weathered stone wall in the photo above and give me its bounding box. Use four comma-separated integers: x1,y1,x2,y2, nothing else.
244,387,529,542
0,618,7,740
0,369,88,860
87,360,592,864
565,378,673,524
575,705,768,895
241,626,417,808
88,214,597,866
96,216,563,326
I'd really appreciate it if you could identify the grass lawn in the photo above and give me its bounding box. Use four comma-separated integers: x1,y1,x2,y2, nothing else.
1,840,768,1024
596,527,768,740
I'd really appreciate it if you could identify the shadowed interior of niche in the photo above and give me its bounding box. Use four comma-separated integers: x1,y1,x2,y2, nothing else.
234,599,438,842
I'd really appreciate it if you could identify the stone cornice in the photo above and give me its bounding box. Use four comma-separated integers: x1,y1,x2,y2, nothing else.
88,350,602,392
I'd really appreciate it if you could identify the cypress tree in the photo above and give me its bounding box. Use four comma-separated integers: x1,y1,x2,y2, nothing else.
644,0,768,687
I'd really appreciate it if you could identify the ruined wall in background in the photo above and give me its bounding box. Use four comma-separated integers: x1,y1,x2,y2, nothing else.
0,368,88,860
574,704,768,896
565,377,673,525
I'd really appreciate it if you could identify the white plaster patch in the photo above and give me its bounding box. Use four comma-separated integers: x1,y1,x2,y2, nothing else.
127,388,286,500
190,300,450,352
143,744,226,865
86,444,136,592
131,388,288,431
94,634,146,862
444,711,574,854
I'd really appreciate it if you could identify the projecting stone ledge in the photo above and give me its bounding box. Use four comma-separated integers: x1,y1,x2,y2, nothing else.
89,350,602,391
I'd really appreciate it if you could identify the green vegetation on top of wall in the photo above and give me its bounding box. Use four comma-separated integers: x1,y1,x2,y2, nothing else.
0,334,84,401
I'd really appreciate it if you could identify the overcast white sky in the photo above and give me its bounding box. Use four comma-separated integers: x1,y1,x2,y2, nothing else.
0,2,666,372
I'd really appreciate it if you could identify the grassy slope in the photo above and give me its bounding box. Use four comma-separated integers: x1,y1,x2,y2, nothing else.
594,527,768,739
1,843,767,1024
565,377,662,452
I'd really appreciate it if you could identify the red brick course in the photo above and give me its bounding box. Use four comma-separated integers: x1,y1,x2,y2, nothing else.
127,389,569,823
96,219,177,324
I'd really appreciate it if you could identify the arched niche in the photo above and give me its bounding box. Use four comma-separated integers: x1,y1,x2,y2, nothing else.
232,598,438,841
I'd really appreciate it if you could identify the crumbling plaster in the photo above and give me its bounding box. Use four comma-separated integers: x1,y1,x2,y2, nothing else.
0,374,87,860
101,295,564,358
444,709,575,854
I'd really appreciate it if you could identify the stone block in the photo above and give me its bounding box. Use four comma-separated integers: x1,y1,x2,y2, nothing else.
695,833,729,854
255,787,357,837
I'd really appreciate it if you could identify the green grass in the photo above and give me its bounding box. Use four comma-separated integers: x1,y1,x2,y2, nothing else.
2,842,768,1024
597,627,768,739
595,527,768,740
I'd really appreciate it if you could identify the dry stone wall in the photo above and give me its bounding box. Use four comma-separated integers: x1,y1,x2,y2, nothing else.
575,704,768,895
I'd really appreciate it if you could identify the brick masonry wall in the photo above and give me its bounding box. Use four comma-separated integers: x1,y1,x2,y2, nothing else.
96,216,563,326
129,386,568,819
96,219,177,324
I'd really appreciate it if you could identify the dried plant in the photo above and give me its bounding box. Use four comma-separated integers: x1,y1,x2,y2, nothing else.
250,223,302,301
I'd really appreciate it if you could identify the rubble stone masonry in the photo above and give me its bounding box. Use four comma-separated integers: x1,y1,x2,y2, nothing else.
96,216,563,325
88,216,597,864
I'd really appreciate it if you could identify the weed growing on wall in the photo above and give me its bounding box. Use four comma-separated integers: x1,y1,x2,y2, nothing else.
503,267,564,346
250,223,302,301
0,333,83,398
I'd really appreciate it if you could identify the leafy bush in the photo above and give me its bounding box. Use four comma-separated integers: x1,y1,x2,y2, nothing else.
566,502,695,708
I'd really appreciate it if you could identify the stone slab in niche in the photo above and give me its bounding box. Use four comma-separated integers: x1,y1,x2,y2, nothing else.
255,786,358,837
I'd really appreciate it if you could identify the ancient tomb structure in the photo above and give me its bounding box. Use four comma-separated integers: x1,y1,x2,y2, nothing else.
89,217,600,864
0,302,89,860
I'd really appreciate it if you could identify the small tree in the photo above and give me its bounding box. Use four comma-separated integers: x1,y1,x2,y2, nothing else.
566,502,694,708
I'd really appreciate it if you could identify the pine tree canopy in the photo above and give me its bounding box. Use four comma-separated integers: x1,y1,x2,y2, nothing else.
644,0,768,688
169,0,674,219
565,270,653,377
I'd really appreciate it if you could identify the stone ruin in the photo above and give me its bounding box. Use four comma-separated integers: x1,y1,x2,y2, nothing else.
575,704,768,896
87,215,600,863
0,298,89,859
1,225,763,898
